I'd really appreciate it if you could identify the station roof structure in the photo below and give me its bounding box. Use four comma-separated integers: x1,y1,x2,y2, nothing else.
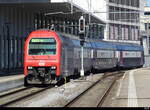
0,0,105,25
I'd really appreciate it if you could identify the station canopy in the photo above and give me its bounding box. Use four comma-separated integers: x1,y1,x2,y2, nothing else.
0,0,105,24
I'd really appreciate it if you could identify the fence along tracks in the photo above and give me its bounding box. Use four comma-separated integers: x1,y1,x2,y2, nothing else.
64,71,125,107
0,85,54,107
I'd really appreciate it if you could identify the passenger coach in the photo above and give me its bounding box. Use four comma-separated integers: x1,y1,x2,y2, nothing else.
24,29,144,86
115,43,144,68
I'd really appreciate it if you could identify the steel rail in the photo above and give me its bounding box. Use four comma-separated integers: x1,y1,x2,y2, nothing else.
0,86,33,98
64,71,124,107
97,73,123,107
0,85,54,107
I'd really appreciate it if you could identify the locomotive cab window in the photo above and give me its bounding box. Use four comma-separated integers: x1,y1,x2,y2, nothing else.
28,38,56,55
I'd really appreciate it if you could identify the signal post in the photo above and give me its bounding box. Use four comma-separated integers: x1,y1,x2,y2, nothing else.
79,16,85,79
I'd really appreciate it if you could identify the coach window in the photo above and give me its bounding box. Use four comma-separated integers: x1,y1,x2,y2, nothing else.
28,38,56,55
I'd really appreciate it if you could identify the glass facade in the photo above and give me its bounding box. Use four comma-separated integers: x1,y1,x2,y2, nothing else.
108,0,140,41
109,0,139,7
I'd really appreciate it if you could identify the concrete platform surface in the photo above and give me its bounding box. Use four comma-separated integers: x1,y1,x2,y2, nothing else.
0,74,24,83
103,67,150,107
0,74,24,92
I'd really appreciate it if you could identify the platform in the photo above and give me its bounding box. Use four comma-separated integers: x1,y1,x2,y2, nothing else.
0,74,24,92
103,67,150,107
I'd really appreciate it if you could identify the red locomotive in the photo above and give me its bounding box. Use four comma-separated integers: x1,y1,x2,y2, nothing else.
24,29,61,85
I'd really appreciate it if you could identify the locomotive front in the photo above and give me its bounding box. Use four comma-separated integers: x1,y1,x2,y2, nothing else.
24,30,61,85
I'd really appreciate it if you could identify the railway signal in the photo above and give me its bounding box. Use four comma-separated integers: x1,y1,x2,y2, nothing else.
79,16,85,79
79,16,85,45
79,16,85,35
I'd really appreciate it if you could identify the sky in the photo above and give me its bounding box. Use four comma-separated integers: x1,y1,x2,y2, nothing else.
148,0,150,6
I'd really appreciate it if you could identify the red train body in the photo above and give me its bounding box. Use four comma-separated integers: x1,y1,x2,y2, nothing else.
24,29,144,86
24,30,61,85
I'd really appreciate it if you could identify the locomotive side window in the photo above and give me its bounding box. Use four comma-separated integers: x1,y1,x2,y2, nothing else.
28,38,56,55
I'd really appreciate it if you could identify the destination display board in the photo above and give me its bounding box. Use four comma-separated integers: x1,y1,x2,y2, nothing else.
31,38,55,43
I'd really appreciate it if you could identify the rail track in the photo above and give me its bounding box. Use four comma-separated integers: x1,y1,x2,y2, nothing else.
0,71,124,107
96,77,117,107
64,71,125,107
0,85,54,107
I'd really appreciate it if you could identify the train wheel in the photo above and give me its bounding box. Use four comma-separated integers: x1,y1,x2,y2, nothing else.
43,74,52,84
66,77,70,82
91,67,96,74
24,76,29,87
56,76,62,86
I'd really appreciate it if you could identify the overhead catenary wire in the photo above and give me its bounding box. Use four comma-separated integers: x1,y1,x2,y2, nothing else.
45,11,142,16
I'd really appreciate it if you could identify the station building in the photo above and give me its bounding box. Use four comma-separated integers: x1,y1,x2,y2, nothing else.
141,6,150,55
99,0,146,44
53,0,146,43
140,6,150,67
0,0,105,74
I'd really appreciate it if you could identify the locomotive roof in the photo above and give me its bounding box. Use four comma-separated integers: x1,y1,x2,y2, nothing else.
31,29,143,51
56,31,143,51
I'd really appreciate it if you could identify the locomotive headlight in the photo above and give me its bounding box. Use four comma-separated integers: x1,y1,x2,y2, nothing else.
51,66,56,69
28,66,33,69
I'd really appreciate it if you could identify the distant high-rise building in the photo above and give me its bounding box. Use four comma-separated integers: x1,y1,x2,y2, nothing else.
52,0,146,44
141,6,150,55
98,0,146,44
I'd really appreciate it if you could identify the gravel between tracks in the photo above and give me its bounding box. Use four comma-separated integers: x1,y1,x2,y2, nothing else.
8,73,104,107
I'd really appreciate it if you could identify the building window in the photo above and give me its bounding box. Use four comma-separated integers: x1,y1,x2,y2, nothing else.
145,12,150,15
109,6,114,20
109,0,114,3
114,7,119,21
145,23,150,31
